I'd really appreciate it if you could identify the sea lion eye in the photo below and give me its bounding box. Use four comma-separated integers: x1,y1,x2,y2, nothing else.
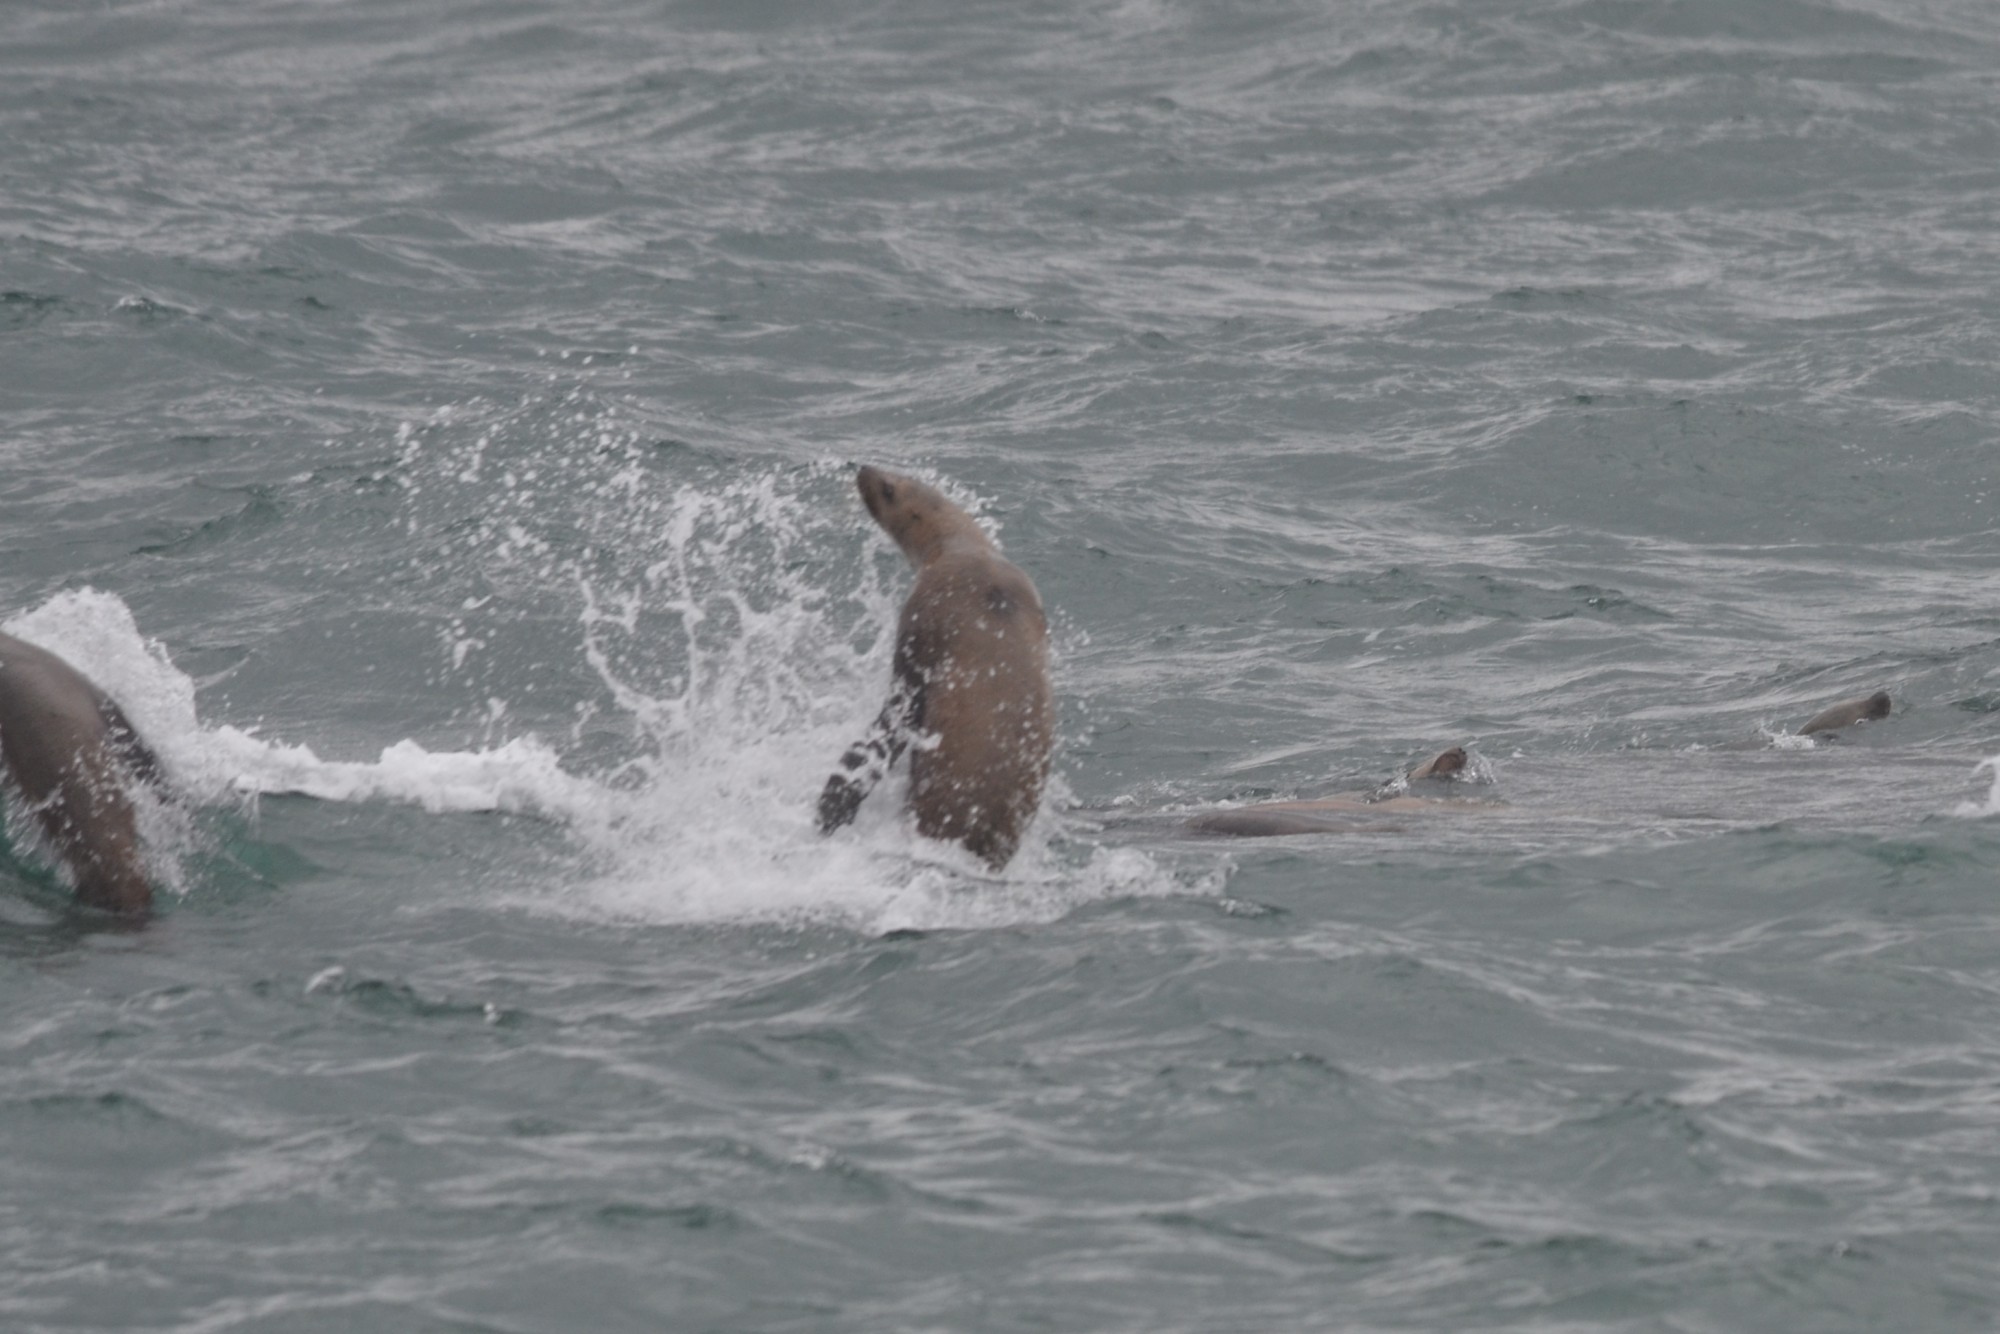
880,483,897,501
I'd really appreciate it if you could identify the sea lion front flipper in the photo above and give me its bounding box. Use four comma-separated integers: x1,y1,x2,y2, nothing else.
95,695,167,790
816,676,922,833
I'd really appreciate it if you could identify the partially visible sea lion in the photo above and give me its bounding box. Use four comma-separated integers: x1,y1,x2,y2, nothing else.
1797,690,1891,736
1405,745,1467,781
1182,745,1486,837
0,631,164,913
816,466,1056,869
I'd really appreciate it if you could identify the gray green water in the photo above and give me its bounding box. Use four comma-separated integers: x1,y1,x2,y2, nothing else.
8,0,2000,1328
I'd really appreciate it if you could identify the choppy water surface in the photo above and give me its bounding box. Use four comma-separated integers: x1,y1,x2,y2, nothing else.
7,0,2000,1328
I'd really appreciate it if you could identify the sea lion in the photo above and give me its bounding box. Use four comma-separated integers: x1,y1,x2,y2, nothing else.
816,466,1055,869
0,631,164,913
1797,690,1891,736
1182,745,1485,837
1405,745,1467,781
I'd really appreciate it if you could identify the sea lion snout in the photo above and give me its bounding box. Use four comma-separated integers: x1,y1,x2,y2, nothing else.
855,464,925,556
855,464,893,516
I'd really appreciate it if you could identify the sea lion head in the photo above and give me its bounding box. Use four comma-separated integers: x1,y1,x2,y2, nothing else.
855,465,992,566
1407,745,1467,781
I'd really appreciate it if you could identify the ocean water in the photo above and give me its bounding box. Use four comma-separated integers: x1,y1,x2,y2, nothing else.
6,0,2000,1327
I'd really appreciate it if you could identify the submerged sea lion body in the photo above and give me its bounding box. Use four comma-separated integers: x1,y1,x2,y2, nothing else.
1797,690,1891,736
1182,746,1486,837
0,631,162,913
817,466,1056,869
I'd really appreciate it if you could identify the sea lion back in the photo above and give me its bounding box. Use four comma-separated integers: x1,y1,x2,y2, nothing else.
1797,690,1892,736
0,631,157,913
903,547,1055,867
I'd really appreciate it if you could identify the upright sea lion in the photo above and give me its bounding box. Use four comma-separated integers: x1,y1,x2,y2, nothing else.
816,466,1055,869
1182,745,1486,837
0,631,164,913
1797,690,1891,736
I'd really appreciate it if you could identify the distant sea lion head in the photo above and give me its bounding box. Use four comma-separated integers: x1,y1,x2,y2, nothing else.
856,465,993,567
1407,746,1468,781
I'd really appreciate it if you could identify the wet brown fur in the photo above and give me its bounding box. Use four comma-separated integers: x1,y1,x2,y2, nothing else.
0,631,161,913
1797,690,1891,736
816,467,1055,869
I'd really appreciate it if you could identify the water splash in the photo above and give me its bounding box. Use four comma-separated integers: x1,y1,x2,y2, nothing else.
1750,721,1818,752
3,440,1195,929
6,590,593,818
1953,756,2000,819
382,399,1201,929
